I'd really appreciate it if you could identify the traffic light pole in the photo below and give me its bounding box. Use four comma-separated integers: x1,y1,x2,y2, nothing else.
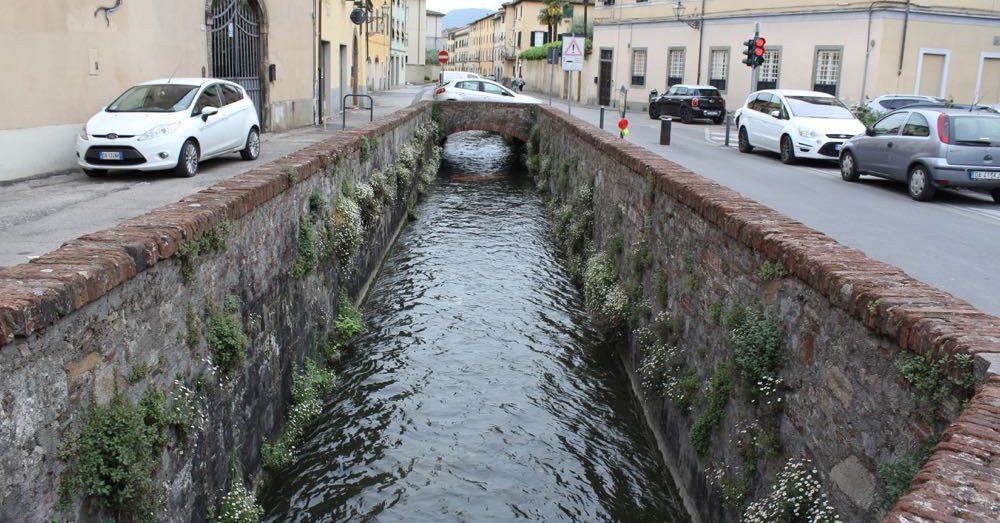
749,23,760,92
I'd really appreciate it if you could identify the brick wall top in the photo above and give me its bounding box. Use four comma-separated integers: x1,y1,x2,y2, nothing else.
0,101,431,349
535,106,1000,521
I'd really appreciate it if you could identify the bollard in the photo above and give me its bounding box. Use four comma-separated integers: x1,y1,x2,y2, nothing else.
659,115,672,145
724,112,732,147
599,106,605,129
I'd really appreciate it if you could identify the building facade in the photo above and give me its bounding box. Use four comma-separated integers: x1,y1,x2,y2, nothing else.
0,0,319,183
390,0,408,87
367,0,392,90
320,0,369,122
426,10,447,58
587,0,1000,111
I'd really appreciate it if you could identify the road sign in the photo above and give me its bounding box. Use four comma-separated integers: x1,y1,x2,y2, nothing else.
547,47,561,65
438,50,449,64
561,36,585,72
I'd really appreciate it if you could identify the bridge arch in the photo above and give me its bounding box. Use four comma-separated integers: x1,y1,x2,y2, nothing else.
434,102,536,142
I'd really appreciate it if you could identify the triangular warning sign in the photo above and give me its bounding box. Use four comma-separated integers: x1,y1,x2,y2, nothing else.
565,38,582,56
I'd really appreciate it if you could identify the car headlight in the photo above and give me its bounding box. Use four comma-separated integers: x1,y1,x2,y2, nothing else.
79,124,89,141
798,128,819,138
137,122,181,141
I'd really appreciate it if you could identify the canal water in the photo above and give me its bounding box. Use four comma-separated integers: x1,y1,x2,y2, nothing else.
260,131,690,522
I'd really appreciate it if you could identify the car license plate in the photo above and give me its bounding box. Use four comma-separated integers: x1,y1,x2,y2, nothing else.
704,111,719,116
98,151,123,161
969,170,1000,180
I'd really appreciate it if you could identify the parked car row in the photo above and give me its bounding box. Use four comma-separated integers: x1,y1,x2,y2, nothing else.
77,78,261,178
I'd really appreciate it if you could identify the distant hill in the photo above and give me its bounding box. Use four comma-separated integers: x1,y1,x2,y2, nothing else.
443,8,493,30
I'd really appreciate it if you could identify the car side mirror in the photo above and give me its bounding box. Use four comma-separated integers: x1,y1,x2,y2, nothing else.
200,106,219,121
865,127,875,136
769,110,781,119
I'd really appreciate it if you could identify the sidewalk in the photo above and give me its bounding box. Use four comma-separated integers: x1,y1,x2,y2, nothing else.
0,84,432,268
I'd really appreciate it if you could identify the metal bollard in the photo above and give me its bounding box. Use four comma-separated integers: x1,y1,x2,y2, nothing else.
599,106,605,129
659,115,672,145
724,113,732,147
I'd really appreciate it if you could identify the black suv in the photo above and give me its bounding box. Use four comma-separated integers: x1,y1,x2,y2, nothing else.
648,85,726,124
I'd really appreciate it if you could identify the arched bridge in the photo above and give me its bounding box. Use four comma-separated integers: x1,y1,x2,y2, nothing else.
433,101,536,142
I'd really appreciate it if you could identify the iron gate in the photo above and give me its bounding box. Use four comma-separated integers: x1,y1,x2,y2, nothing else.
210,0,263,123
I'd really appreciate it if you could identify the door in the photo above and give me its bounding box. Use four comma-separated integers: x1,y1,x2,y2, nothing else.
665,87,685,116
321,41,331,123
480,81,512,102
598,49,613,106
209,0,264,125
193,84,228,156
339,45,348,111
892,112,933,180
858,111,908,176
218,83,250,150
747,93,773,149
758,94,786,152
452,80,482,101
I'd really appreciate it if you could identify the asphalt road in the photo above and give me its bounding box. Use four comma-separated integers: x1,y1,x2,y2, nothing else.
0,85,431,268
548,99,1000,316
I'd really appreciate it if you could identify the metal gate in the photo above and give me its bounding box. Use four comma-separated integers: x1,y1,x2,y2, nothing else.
209,0,263,122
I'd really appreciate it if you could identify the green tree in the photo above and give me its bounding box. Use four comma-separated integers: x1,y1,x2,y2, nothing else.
537,0,569,43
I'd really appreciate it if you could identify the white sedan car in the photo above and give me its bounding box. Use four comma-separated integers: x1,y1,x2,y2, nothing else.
433,78,542,104
735,89,866,164
77,78,260,178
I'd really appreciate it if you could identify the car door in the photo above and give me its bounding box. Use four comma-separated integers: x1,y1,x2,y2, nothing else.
191,84,227,156
454,80,482,101
218,83,250,151
856,111,907,176
751,93,781,151
664,87,685,116
892,112,933,180
481,81,513,102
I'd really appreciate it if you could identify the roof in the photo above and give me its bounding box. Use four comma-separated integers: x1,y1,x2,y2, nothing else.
140,78,213,87
426,9,446,16
672,84,719,90
754,89,836,98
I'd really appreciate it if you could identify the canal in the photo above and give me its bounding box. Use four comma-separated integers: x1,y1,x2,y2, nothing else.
260,131,690,522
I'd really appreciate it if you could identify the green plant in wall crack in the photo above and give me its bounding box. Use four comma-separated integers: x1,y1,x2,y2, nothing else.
743,459,841,522
689,363,733,456
261,358,336,470
359,136,377,162
878,435,938,510
758,260,789,282
322,292,364,362
897,350,976,406
583,251,630,334
215,453,264,523
332,190,363,274
177,218,234,283
58,388,193,522
207,296,250,378
728,307,784,400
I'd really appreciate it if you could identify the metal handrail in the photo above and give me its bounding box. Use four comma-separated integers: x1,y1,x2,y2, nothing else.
341,95,374,130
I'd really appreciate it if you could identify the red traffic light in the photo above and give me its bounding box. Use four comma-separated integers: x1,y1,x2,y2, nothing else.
755,37,766,47
754,47,765,57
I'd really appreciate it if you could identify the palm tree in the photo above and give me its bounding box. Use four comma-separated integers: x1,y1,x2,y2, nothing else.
537,0,569,44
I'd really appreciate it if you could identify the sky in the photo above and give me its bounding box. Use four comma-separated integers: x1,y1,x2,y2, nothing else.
427,0,504,14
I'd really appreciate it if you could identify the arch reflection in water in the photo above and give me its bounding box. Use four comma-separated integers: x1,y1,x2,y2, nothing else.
260,131,690,522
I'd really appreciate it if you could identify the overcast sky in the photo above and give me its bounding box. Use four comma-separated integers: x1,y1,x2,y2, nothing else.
427,0,504,14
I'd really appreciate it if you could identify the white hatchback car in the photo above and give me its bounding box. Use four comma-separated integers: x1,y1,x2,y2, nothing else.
77,78,260,178
433,78,542,104
735,89,866,164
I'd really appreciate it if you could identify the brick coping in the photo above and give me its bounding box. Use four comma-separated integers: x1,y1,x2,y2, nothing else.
0,101,431,349
536,106,1000,520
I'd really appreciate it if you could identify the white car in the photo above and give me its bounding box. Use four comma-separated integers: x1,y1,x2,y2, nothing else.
735,89,866,163
439,71,481,85
866,94,947,113
77,78,260,178
433,78,542,104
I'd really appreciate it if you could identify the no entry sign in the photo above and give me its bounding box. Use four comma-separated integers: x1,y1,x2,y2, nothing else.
438,50,449,64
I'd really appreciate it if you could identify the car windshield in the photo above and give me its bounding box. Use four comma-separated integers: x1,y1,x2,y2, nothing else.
693,89,720,96
951,116,1000,144
106,84,199,113
785,96,854,119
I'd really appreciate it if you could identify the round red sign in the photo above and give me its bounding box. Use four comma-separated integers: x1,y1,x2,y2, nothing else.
438,50,449,64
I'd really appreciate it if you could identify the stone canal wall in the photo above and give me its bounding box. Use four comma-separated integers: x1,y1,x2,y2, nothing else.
0,102,440,521
528,106,1000,522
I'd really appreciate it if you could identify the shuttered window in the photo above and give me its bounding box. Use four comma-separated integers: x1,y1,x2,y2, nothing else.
631,49,647,87
709,49,728,91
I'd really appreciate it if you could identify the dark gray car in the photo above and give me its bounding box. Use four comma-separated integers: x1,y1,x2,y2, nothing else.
839,108,1000,202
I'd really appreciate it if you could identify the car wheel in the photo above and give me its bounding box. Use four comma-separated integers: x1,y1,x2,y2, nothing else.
840,151,860,182
991,189,1000,204
174,139,200,178
648,105,659,120
713,116,725,125
907,165,936,201
738,127,753,153
780,135,797,164
83,168,107,178
681,107,693,124
240,128,260,161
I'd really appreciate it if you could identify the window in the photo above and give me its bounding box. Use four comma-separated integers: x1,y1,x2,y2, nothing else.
221,84,243,105
709,49,729,91
455,81,478,90
482,82,508,95
531,31,546,47
516,32,522,48
757,49,780,90
631,49,647,87
785,95,853,118
194,85,223,114
106,84,199,113
751,93,772,113
813,48,841,95
872,112,908,136
667,48,685,86
902,113,931,137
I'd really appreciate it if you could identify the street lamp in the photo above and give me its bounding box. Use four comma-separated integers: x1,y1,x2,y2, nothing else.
381,4,389,34
673,1,701,30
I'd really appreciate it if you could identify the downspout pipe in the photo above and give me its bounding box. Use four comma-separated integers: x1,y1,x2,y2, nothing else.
695,0,705,84
861,1,906,104
898,0,910,76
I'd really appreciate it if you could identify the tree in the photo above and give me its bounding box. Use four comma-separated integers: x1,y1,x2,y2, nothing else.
537,0,569,43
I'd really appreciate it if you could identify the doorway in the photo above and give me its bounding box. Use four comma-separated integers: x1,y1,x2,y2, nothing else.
321,41,331,123
209,0,265,124
340,44,348,111
598,49,613,106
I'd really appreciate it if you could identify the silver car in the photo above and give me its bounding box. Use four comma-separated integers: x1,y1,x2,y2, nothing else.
839,108,1000,202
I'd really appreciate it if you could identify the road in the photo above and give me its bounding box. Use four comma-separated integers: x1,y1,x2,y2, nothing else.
546,98,1000,316
0,85,431,268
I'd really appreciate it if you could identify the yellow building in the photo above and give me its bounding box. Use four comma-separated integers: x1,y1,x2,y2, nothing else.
320,0,369,118
502,0,583,79
0,0,318,183
587,0,1000,110
367,0,392,91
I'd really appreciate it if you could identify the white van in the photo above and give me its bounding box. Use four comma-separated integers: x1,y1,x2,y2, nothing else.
439,71,481,85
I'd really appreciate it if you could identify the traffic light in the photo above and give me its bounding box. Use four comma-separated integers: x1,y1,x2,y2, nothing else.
741,38,756,67
753,37,766,67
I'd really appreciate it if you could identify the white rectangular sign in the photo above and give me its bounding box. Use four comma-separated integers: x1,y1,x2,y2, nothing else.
561,37,585,71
